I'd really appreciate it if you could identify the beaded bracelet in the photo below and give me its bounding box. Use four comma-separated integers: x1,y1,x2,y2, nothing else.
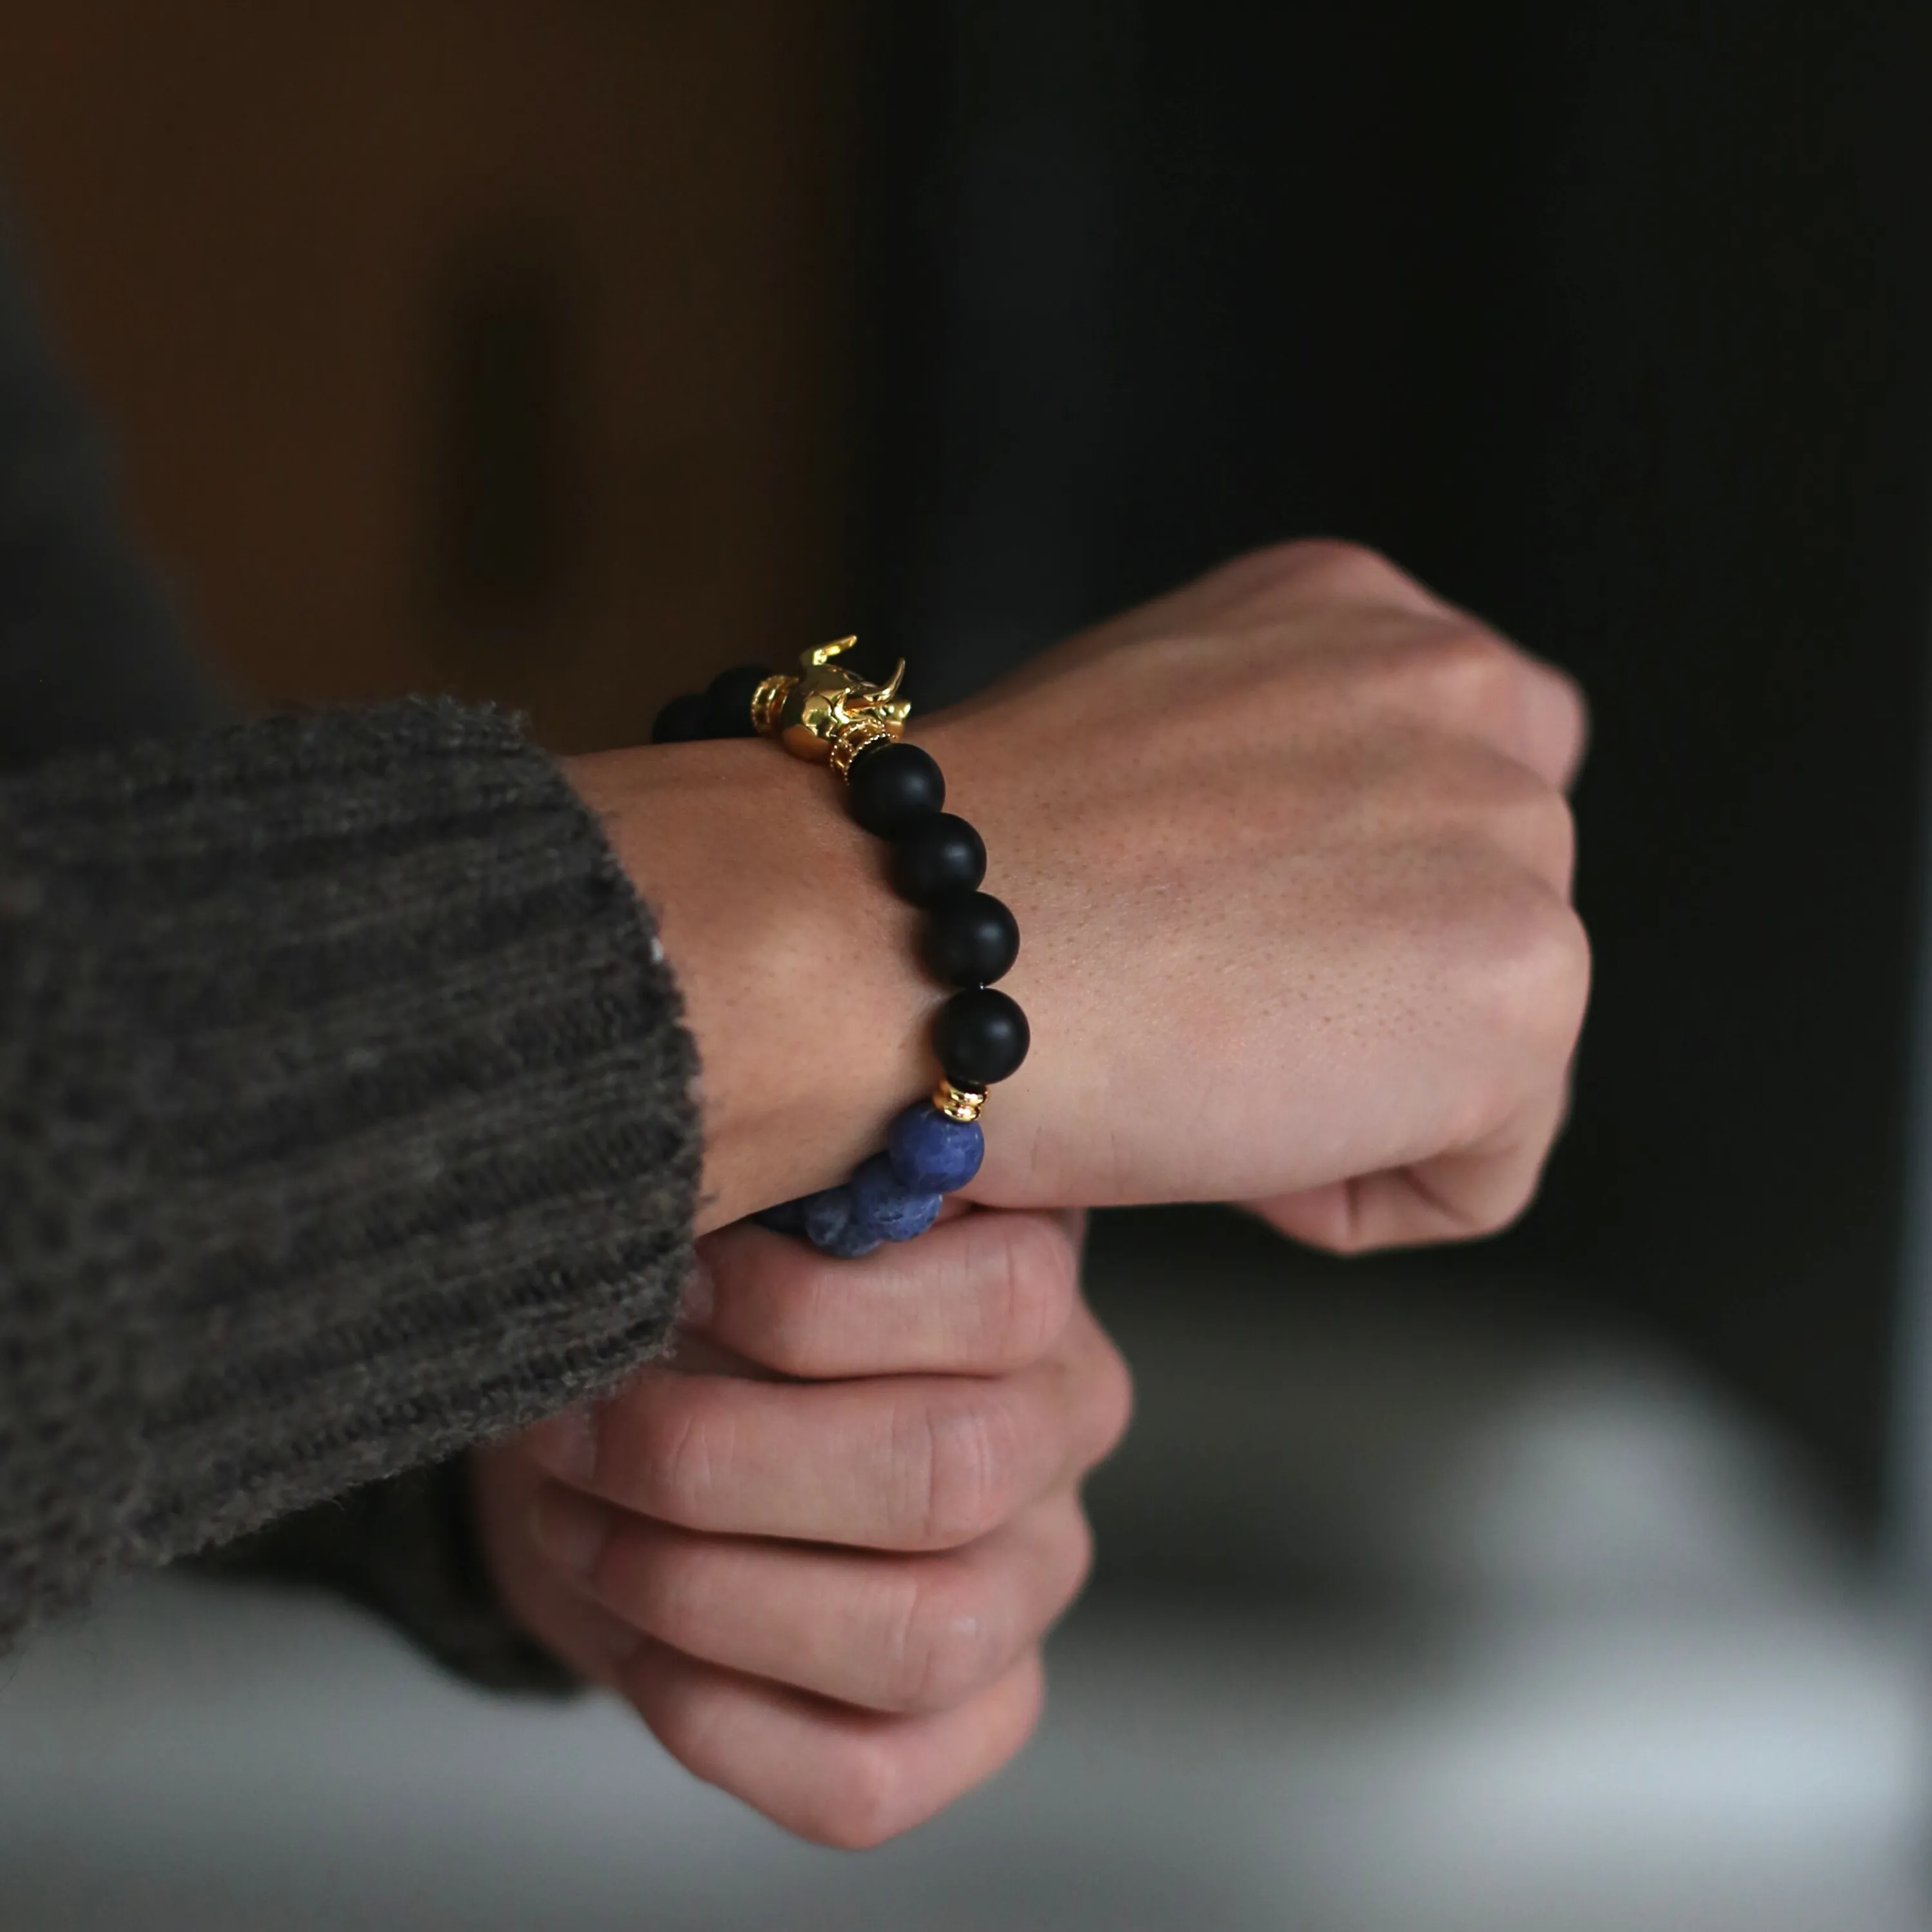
652,639,1028,1257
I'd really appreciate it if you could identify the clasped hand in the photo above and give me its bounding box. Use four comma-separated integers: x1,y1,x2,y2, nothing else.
476,1208,1126,1847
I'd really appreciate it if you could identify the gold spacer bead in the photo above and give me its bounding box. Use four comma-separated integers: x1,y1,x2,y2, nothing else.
829,717,902,782
750,674,795,737
933,1079,988,1124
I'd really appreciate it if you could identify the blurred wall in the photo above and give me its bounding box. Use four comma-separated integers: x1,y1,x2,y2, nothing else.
857,0,1932,1521
0,3,862,750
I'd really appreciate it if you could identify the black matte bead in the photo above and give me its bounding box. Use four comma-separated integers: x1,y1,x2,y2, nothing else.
651,693,712,744
889,812,987,906
848,741,946,838
923,891,1019,987
703,663,771,738
933,987,1030,1086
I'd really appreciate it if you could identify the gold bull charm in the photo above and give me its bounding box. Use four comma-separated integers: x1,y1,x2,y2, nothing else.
752,637,913,776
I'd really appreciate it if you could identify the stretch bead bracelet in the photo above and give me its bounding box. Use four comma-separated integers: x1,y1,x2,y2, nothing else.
652,638,1028,1257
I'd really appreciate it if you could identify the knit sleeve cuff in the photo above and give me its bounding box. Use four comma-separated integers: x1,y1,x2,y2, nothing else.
1,699,701,1631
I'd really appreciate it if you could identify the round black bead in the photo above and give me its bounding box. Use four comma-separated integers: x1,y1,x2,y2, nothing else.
933,987,1030,1086
651,692,712,744
889,813,987,906
923,891,1019,987
702,663,772,739
848,741,946,838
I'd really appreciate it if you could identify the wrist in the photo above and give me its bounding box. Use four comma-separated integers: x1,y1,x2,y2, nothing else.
564,742,934,1232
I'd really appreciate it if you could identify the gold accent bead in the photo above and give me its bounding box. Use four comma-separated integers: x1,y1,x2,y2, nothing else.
750,674,795,738
933,1079,987,1124
829,717,901,781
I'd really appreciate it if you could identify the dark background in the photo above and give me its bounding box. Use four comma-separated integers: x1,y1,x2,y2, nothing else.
854,0,1932,1526
6,0,1929,1525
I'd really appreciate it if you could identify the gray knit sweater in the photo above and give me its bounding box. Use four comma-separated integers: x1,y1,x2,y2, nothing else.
0,224,701,1683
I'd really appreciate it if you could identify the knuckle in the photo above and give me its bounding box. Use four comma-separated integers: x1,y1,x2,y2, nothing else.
894,1386,1025,1549
1519,785,1578,886
1088,1336,1137,1467
882,1562,1003,1714
1439,879,1589,1140
811,1737,909,1851
623,1650,726,1781
1262,536,1408,602
1387,856,1590,1164
629,1385,732,1526
1450,756,1577,889
1428,627,1588,786
1066,1507,1099,1606
1474,1168,1546,1241
1307,1196,1381,1259
1542,661,1590,757
750,1259,842,1377
1492,884,1591,1050
596,1526,695,1644
1417,620,1524,710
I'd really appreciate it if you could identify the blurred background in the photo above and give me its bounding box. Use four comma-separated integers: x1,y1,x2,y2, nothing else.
3,4,1932,1927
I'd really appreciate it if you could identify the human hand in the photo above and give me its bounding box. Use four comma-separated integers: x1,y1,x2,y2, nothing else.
473,1206,1128,1847
927,538,1591,1247
573,539,1588,1246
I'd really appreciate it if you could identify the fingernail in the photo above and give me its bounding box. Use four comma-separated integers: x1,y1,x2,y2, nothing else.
531,1482,612,1579
680,1254,715,1329
524,1405,596,1484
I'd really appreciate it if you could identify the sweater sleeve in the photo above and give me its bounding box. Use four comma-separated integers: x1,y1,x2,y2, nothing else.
0,698,702,1659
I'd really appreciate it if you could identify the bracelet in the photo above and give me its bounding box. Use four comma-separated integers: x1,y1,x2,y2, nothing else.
652,639,1028,1256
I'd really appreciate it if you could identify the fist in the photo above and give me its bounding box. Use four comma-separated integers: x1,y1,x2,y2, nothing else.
930,538,1593,1247
473,1207,1130,1848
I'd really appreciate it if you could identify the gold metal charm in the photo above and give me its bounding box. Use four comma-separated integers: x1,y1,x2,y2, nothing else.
749,673,792,737
755,636,912,768
829,719,900,780
933,1078,987,1124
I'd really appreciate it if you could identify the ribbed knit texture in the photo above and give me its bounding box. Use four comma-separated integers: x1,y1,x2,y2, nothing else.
0,699,702,1658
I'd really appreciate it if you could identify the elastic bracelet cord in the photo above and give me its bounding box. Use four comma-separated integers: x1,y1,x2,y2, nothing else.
653,641,1028,1257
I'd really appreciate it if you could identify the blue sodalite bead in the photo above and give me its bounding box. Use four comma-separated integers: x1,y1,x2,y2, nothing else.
803,1186,882,1258
850,1152,945,1243
755,1196,811,1236
887,1102,985,1195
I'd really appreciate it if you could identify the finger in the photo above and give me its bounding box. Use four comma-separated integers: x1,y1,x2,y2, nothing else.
535,1302,1133,1551
1410,616,1588,796
1365,621,1587,795
494,1555,641,1693
694,1209,1084,1379
534,1484,1092,1715
1515,653,1589,794
1253,1076,1576,1253
620,1640,1047,1848
1424,740,1578,900
469,1446,639,1691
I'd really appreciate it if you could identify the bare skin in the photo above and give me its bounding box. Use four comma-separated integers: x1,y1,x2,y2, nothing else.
478,540,1591,1846
568,540,1587,1242
476,1208,1122,1848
